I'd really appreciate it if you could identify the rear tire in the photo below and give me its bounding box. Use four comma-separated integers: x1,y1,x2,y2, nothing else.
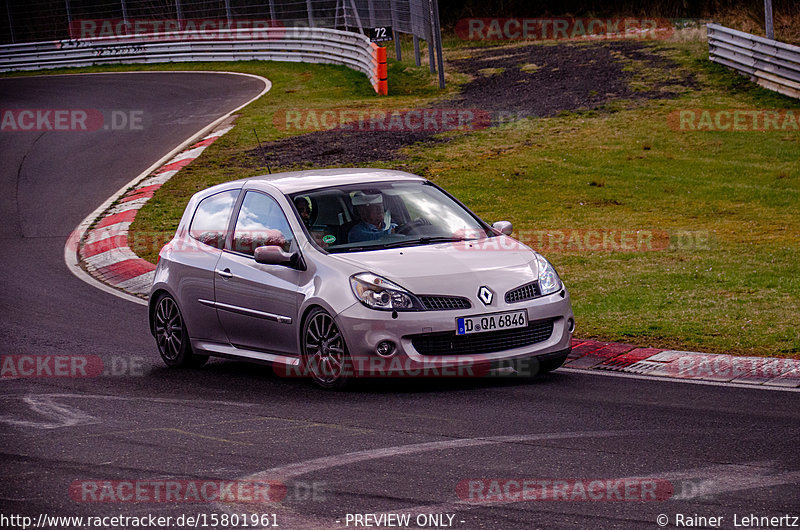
153,293,208,368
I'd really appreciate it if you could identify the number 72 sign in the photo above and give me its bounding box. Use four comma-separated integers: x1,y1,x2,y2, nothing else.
370,26,393,42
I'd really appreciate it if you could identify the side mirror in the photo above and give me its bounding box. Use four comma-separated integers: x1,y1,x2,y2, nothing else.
492,221,513,236
254,245,297,266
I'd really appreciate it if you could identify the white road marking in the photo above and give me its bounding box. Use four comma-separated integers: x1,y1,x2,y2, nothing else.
0,395,97,429
215,431,634,528
221,432,800,529
0,392,257,429
671,466,800,500
242,430,630,481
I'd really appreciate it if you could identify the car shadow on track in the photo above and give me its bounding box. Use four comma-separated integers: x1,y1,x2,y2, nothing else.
144,357,571,396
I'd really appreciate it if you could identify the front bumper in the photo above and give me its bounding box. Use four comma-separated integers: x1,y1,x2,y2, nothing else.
334,288,574,377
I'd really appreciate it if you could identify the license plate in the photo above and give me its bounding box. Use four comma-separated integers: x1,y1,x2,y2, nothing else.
456,310,528,335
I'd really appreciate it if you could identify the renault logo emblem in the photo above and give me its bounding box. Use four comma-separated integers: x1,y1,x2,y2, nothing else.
478,286,493,305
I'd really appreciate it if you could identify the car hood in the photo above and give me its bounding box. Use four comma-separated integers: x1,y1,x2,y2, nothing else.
330,236,540,301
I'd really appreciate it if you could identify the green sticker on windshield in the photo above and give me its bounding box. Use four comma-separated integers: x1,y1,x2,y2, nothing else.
322,235,336,244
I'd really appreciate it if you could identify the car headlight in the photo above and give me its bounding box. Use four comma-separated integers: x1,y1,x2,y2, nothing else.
350,272,422,311
536,254,562,295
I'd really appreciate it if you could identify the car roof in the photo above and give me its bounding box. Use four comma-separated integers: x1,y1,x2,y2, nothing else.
237,168,426,195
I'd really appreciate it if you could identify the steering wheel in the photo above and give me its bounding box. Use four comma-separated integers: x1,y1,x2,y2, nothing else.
395,218,430,235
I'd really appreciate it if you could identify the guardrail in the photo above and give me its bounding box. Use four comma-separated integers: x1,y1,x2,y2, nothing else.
708,23,800,99
0,26,387,95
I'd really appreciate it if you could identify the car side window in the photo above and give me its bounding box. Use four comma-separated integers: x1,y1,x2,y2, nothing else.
188,189,239,249
232,191,295,256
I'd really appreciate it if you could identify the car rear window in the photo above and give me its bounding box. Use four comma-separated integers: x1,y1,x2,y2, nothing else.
188,189,239,249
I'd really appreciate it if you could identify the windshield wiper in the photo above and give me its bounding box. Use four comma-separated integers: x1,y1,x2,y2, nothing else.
329,244,382,253
330,236,477,253
380,236,470,249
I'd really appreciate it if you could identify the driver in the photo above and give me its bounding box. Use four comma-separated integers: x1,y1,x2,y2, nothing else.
348,191,397,243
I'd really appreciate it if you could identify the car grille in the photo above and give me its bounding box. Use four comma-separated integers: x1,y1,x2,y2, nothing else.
410,319,554,356
505,281,541,303
418,295,472,311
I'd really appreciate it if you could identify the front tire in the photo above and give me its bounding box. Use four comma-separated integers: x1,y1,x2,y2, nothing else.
301,308,351,389
153,293,208,368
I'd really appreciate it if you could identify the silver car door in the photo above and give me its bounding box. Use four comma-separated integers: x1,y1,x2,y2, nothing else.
214,190,301,356
177,188,239,344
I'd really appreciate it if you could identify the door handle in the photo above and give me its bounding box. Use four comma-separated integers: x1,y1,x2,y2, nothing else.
215,268,233,279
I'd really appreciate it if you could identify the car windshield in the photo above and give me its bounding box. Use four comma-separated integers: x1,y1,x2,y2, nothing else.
289,181,494,253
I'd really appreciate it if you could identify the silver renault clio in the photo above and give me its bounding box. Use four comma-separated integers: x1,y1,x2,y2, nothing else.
149,168,574,388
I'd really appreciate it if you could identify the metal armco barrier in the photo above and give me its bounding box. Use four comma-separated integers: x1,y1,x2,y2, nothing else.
708,23,800,99
0,26,387,95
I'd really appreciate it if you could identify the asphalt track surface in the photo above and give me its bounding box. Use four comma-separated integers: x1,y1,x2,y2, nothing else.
1,73,799,530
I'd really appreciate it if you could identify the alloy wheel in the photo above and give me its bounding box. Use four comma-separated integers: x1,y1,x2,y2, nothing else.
303,311,347,386
155,295,184,361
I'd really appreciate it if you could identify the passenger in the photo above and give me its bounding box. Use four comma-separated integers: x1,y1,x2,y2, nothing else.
348,191,397,242
295,195,331,247
294,196,313,229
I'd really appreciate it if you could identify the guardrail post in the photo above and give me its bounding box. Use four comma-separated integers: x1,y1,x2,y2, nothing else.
764,0,775,40
393,31,401,61
367,0,376,26
348,0,364,34
121,0,130,29
428,35,435,73
430,0,445,88
224,0,232,27
764,0,774,40
175,0,183,27
306,0,315,28
65,0,73,27
5,1,15,43
390,1,400,60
